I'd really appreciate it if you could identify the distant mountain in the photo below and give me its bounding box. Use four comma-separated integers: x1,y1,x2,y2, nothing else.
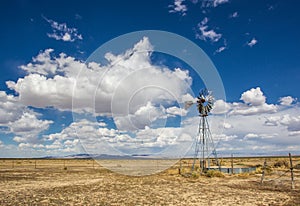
64,153,93,159
42,153,153,159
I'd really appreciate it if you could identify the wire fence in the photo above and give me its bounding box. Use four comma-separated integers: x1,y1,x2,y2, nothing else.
0,159,102,170
1,154,300,190
260,153,300,189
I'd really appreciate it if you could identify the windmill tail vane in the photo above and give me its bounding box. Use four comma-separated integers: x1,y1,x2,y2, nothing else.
184,101,195,110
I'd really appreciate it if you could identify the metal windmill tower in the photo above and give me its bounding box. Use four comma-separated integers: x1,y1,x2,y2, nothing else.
185,88,220,173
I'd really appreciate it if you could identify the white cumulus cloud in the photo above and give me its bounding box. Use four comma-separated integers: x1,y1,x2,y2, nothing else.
279,96,296,106
166,106,187,117
211,99,231,114
0,91,53,145
9,112,53,145
0,91,24,125
43,119,193,156
8,37,192,133
212,88,277,116
240,87,266,106
8,113,52,135
275,114,300,134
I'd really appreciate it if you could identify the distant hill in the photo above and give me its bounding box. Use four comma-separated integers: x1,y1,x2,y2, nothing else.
42,153,153,159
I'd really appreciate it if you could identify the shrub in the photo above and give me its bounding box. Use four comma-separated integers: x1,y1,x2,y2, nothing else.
256,165,272,174
273,160,289,168
191,171,200,178
205,170,225,178
255,167,262,174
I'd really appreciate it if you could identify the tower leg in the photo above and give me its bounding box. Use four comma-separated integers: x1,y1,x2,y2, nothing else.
192,115,219,174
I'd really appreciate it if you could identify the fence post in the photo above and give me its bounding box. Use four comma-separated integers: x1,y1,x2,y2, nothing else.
12,160,14,169
289,153,295,189
35,160,37,169
179,159,182,175
231,154,234,175
260,159,267,184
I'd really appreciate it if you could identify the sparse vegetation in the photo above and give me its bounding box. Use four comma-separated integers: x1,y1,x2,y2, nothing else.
0,157,299,205
237,172,256,178
205,170,225,178
273,160,289,168
255,163,272,175
191,171,200,178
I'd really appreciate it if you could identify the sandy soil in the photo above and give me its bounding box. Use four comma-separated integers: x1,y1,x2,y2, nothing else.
0,159,299,205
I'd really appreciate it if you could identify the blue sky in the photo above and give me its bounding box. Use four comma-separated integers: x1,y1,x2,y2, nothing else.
0,0,300,157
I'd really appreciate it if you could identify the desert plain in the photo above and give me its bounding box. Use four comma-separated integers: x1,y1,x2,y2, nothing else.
0,157,299,205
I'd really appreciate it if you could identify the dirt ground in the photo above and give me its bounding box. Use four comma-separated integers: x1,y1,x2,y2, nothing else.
0,158,299,205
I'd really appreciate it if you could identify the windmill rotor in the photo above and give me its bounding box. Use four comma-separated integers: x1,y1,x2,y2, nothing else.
197,88,214,116
184,88,214,116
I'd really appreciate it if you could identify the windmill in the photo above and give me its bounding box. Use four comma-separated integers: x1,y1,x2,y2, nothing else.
185,88,220,173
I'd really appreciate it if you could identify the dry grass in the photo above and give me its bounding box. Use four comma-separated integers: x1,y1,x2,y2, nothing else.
205,170,225,178
0,157,299,205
